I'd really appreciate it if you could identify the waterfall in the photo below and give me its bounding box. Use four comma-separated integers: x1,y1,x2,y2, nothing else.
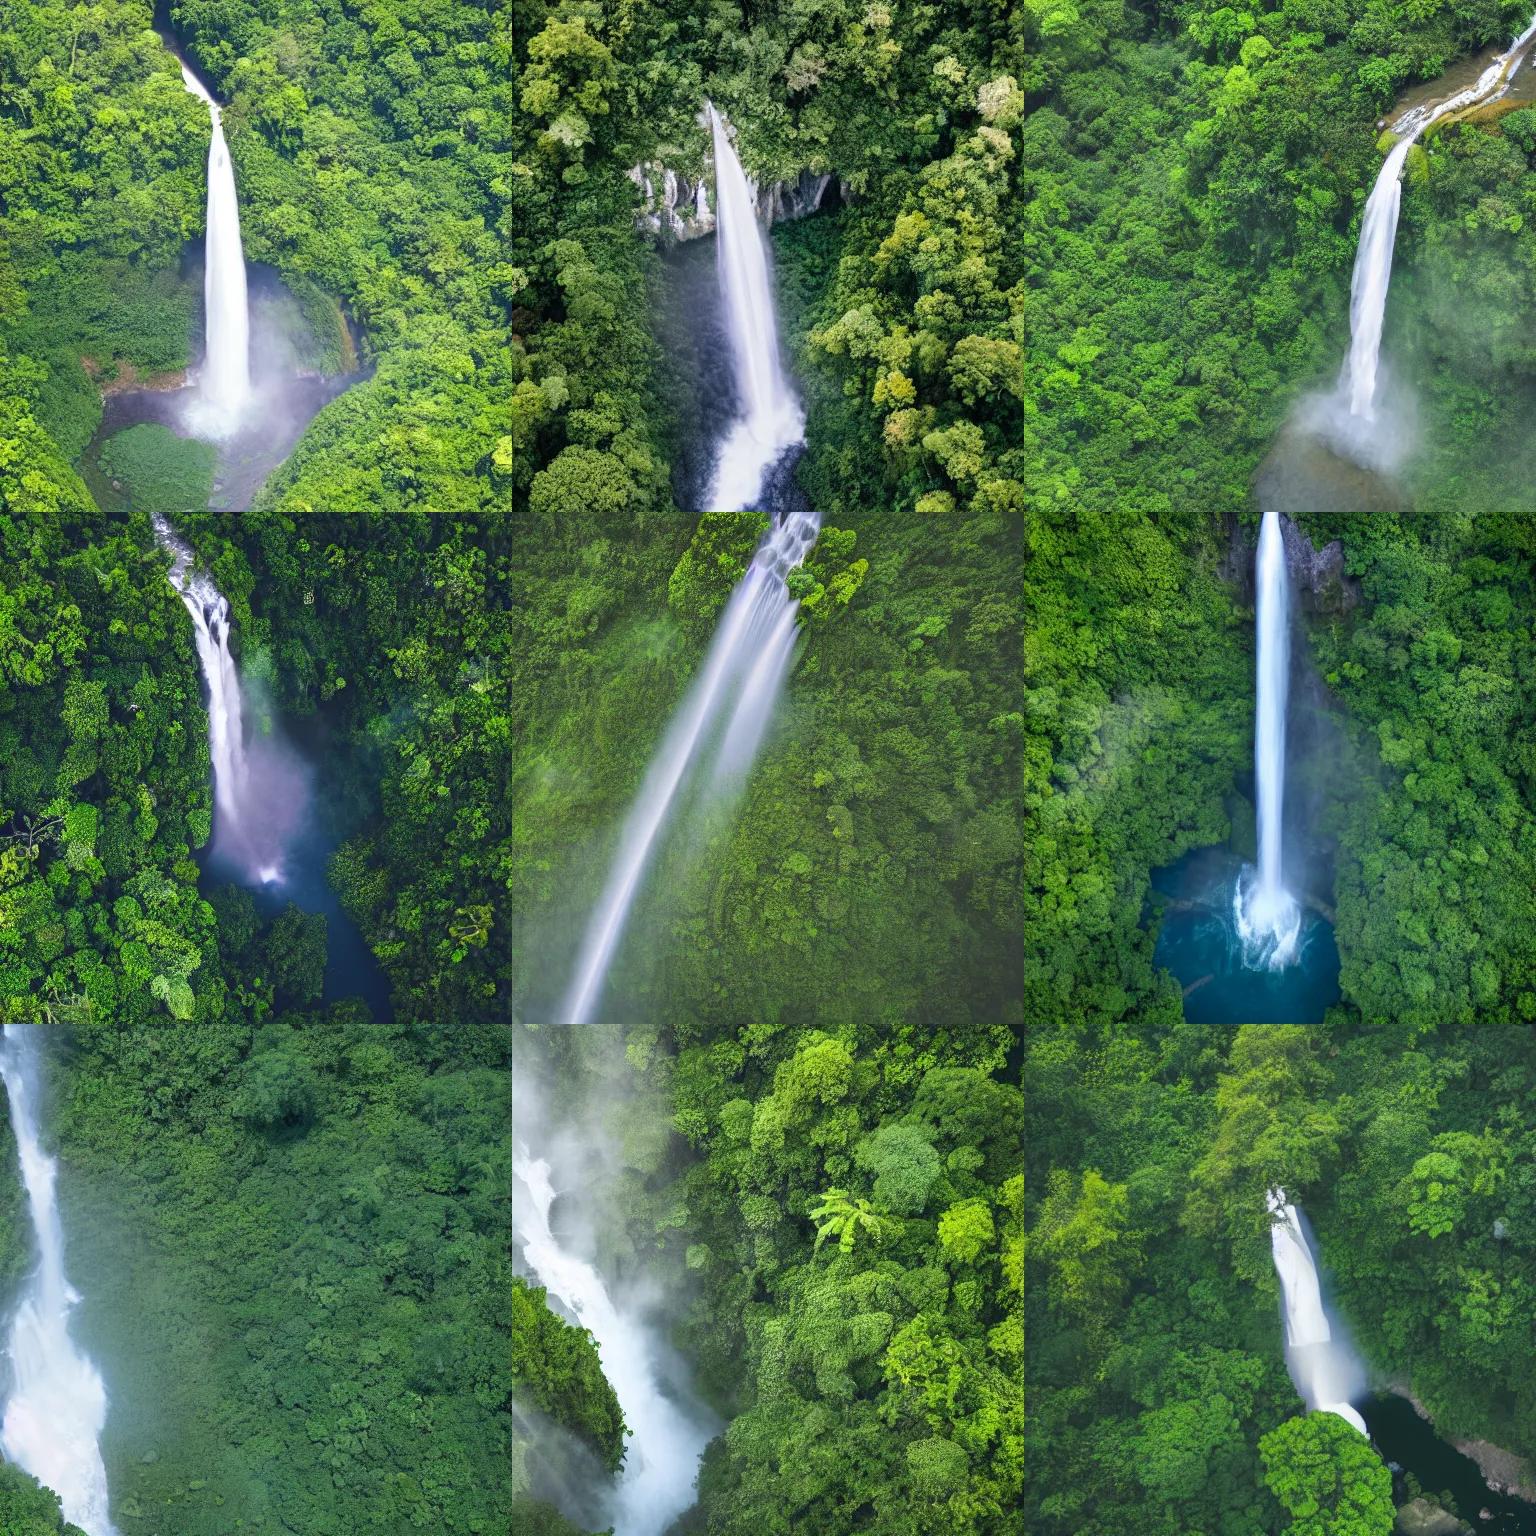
1267,1189,1369,1437
1235,511,1301,969
177,61,250,439
559,511,818,1022
152,518,289,885
1340,19,1536,421
703,102,805,512
557,103,818,1024
0,1027,116,1536
513,1147,710,1536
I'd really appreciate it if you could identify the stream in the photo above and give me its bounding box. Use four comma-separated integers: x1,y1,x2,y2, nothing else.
1362,1394,1536,1534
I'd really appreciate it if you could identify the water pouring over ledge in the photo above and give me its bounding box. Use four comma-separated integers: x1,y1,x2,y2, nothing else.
557,103,817,1024
175,58,251,441
0,1027,117,1536
1338,13,1536,425
152,517,303,887
1235,511,1302,969
703,103,806,512
1268,1188,1369,1437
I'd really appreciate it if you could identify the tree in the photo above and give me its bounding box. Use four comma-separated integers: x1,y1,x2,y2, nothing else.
809,1187,888,1254
266,901,326,1005
232,1040,318,1130
854,1124,942,1214
511,1275,627,1474
1401,1129,1509,1239
668,512,767,629
1185,1027,1344,1280
1032,1168,1142,1324
0,1459,89,1535
1259,1413,1395,1536
518,17,618,165
938,1197,996,1266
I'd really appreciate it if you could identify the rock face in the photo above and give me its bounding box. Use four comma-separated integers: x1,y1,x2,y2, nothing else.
757,169,835,226
1220,515,1361,616
1279,516,1361,617
628,162,839,242
1394,1497,1473,1536
629,164,716,242
1454,1437,1536,1501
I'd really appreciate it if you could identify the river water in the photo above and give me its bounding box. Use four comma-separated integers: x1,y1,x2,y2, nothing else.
1361,1393,1536,1534
197,706,394,1021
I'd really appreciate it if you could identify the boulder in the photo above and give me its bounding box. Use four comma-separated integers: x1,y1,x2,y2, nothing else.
1394,1498,1473,1536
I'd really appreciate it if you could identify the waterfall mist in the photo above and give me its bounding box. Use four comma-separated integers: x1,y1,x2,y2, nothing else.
555,102,817,1024
558,511,817,1023
0,1027,117,1536
1235,511,1302,969
704,103,805,512
153,518,306,887
1268,1189,1369,1436
176,62,251,441
1310,15,1536,462
512,1035,717,1536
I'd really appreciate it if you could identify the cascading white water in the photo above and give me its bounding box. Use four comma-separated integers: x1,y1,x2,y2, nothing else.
513,1148,709,1536
1340,19,1536,420
0,1027,116,1536
152,518,259,866
177,61,250,439
1267,1188,1369,1437
704,103,805,512
557,103,817,1024
152,518,285,884
559,511,818,1023
1235,511,1301,969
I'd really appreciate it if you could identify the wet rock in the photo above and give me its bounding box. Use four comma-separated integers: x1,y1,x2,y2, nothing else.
757,168,834,225
628,161,838,242
1279,515,1362,617
1454,1438,1536,1501
629,163,716,242
1219,515,1361,616
1394,1499,1473,1536
1386,1384,1536,1502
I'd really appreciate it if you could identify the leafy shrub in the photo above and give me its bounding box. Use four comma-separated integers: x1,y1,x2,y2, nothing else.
96,424,216,514
265,902,326,1006
232,1045,318,1130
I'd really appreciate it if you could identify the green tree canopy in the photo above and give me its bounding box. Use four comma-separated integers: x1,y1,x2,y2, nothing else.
1259,1413,1395,1536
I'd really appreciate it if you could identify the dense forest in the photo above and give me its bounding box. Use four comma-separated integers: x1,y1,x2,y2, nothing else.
0,2,1023,1536
0,0,508,514
1026,0,1536,1515
511,0,1022,1027
511,0,1021,1530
